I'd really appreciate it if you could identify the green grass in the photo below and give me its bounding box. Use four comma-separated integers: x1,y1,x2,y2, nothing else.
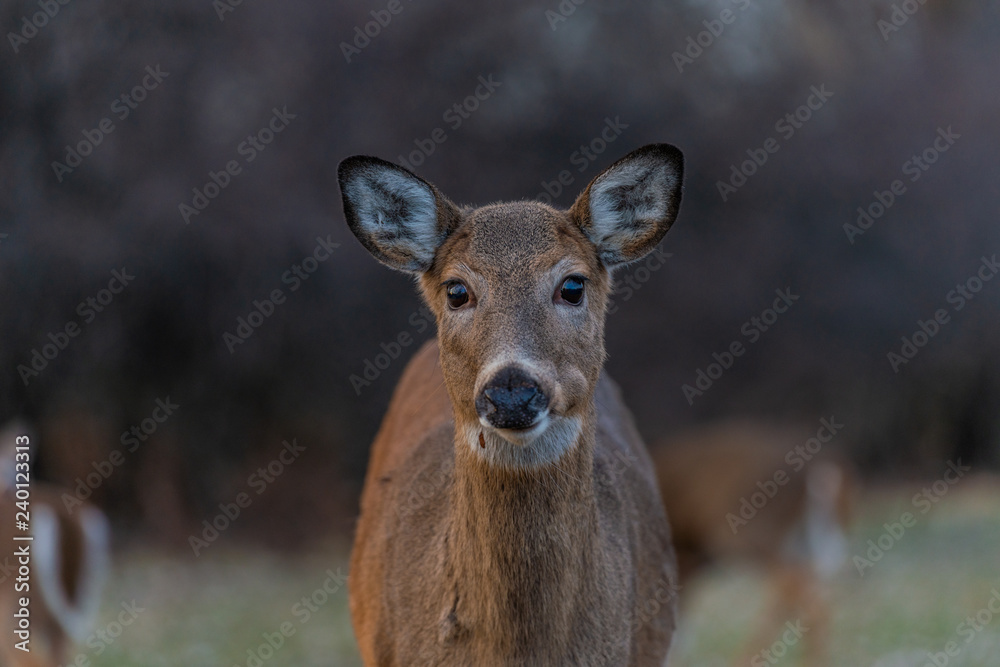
673,478,1000,667
90,545,361,666
82,480,1000,666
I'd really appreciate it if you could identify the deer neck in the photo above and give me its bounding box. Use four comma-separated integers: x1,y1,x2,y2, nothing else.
441,409,601,651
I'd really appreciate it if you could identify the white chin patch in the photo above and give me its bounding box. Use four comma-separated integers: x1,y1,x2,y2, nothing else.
463,415,583,469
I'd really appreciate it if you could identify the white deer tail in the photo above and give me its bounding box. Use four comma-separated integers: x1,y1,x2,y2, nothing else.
803,461,849,579
33,497,112,642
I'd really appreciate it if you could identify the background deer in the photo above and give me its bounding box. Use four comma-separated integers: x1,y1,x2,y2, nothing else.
339,144,684,665
652,420,855,666
0,421,111,667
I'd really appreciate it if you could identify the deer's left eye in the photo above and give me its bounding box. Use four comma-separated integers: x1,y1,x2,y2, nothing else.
558,276,585,305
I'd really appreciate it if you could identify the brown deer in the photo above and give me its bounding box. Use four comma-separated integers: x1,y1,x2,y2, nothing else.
0,422,111,667
652,420,854,666
339,144,684,665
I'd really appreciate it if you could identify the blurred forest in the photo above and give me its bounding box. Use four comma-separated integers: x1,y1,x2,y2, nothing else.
1,0,998,549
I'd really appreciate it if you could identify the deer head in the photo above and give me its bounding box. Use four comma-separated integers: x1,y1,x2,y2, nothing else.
339,144,683,469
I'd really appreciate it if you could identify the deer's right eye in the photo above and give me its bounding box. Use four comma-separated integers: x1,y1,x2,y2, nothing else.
445,281,470,309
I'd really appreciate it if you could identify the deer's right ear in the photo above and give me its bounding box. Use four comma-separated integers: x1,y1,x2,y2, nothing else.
338,156,460,273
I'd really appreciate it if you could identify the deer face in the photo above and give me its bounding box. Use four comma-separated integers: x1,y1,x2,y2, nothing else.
339,144,683,469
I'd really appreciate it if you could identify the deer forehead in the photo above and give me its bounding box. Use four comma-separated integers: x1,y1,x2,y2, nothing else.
440,201,601,282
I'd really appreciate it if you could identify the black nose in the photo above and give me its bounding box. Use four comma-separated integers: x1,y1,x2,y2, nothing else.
476,367,549,430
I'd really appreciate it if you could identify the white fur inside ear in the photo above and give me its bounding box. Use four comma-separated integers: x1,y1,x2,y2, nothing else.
588,161,678,264
344,167,440,271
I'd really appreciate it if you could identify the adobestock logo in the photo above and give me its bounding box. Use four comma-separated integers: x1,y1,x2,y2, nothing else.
724,417,844,535
349,304,435,396
396,74,502,172
671,0,752,73
179,106,297,224
681,287,800,405
716,85,833,202
854,459,970,577
545,0,587,30
223,235,339,354
7,0,72,54
844,126,959,244
51,64,169,182
17,267,136,386
534,116,629,205
188,439,306,556
877,0,928,41
340,0,415,63
60,396,180,514
886,253,997,374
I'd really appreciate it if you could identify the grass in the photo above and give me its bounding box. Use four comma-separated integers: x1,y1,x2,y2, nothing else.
673,476,1000,667
83,479,1000,666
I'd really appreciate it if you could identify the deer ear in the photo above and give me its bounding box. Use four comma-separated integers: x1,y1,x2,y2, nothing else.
570,144,684,268
338,156,460,273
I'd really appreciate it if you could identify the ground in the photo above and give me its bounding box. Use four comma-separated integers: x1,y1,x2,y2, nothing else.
83,478,1000,666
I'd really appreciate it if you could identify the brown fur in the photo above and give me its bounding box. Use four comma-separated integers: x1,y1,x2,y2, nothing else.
341,145,684,665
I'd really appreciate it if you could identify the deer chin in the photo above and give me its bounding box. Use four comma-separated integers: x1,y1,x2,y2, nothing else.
463,414,583,470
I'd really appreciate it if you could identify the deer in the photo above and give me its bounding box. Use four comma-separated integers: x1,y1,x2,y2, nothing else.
339,144,685,665
651,420,855,666
0,421,111,667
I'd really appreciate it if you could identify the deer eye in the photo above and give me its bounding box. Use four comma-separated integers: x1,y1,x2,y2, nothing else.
445,281,469,309
558,276,585,305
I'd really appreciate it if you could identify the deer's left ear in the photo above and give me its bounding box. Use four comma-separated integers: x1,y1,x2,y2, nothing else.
570,144,684,269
